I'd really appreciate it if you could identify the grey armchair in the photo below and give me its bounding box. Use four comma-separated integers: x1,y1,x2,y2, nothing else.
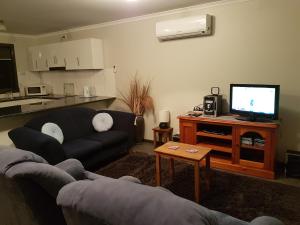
0,146,103,225
57,176,285,225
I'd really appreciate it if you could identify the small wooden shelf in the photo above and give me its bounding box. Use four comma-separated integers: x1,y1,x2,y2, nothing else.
197,131,232,140
211,152,232,162
241,144,264,151
197,142,232,153
211,155,232,164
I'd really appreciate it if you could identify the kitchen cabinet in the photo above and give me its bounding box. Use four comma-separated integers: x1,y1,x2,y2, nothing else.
46,43,66,68
28,38,104,71
64,39,104,70
28,46,49,72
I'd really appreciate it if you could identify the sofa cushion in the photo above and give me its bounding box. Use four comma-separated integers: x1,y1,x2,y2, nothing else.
62,139,103,159
92,113,114,132
41,122,64,144
85,130,128,147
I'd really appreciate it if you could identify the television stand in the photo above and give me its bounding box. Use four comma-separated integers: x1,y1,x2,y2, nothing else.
178,115,279,179
235,116,273,123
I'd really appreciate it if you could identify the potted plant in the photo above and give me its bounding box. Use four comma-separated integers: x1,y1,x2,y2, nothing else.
119,74,154,142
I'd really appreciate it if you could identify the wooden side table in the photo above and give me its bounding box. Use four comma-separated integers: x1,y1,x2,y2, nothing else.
154,141,211,203
152,127,173,147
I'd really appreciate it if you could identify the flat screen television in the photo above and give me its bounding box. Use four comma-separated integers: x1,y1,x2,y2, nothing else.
230,84,280,122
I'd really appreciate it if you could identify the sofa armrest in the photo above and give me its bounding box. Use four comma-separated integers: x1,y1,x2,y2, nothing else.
250,216,285,225
84,171,103,180
98,110,136,146
8,127,66,165
118,175,142,184
55,158,103,181
55,159,86,180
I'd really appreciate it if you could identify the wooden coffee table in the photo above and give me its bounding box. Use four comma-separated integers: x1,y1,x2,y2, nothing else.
154,141,211,203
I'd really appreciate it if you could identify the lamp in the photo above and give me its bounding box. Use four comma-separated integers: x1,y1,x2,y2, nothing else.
159,110,170,129
0,20,7,32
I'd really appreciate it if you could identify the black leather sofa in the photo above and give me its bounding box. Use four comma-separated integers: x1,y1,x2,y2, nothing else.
8,107,136,170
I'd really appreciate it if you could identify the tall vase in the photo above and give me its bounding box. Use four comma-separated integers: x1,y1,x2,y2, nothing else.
135,115,145,143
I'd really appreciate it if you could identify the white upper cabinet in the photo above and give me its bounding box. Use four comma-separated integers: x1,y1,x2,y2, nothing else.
64,39,104,70
28,46,49,72
46,43,66,68
28,38,104,71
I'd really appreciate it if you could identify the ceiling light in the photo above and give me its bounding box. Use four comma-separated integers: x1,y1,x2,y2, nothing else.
126,0,138,2
0,20,7,31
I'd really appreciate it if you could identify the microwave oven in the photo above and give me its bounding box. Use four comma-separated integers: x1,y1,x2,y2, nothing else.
25,85,51,96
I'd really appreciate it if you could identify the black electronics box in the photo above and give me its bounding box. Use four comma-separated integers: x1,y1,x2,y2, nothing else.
286,150,300,178
203,95,222,117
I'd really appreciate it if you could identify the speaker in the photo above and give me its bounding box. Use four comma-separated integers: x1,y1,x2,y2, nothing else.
203,95,222,117
286,150,300,178
159,122,169,129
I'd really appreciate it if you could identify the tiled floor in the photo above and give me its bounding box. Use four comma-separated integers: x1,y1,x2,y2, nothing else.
130,142,300,188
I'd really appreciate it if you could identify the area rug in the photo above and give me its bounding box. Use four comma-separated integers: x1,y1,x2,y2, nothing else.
97,153,300,225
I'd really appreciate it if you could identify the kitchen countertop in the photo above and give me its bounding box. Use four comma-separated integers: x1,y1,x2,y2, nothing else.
0,95,116,118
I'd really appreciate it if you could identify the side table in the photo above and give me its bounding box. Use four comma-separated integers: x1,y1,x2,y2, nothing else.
154,141,211,203
152,127,173,147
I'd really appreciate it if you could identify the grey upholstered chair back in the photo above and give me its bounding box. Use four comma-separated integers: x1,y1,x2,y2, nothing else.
0,147,75,225
57,176,285,225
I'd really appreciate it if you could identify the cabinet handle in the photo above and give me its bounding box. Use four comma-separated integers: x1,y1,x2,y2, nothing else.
54,56,56,64
64,58,67,66
76,57,80,66
46,60,48,68
35,60,38,69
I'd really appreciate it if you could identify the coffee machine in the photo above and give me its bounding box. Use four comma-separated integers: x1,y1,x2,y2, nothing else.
203,87,222,117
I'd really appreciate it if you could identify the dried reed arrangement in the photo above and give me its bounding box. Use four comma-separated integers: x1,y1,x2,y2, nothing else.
119,74,154,116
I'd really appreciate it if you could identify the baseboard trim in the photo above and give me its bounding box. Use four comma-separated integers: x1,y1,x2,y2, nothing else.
142,139,153,143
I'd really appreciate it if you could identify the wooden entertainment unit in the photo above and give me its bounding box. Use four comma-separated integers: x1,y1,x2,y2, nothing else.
178,115,279,179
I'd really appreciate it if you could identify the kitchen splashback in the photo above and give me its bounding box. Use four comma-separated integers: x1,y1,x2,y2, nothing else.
40,68,116,97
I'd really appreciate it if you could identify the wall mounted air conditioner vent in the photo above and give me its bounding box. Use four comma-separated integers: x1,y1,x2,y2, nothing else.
156,15,212,41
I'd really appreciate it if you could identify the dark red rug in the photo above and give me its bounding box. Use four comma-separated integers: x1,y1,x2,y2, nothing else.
97,153,300,225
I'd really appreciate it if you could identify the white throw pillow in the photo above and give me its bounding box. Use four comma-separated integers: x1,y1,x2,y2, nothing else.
41,122,64,144
92,113,113,132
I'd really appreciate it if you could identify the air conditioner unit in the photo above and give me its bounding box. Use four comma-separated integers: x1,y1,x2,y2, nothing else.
156,15,212,41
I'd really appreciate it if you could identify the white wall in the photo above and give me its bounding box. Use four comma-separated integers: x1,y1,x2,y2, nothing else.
35,0,300,161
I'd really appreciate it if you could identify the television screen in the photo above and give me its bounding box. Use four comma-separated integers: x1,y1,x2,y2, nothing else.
230,84,280,121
